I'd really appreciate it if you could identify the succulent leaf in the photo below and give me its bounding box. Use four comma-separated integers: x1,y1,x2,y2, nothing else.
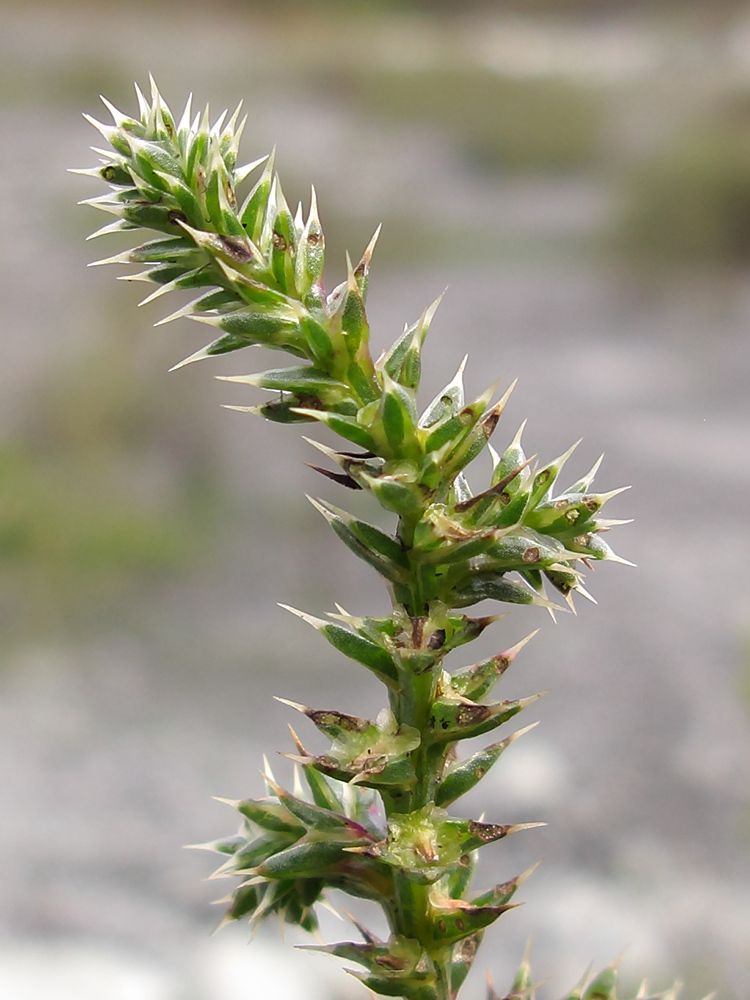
427,693,545,745
435,724,538,807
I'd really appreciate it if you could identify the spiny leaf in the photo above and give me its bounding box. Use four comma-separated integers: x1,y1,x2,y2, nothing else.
450,630,539,702
427,692,546,744
279,605,399,687
435,723,539,807
307,496,410,583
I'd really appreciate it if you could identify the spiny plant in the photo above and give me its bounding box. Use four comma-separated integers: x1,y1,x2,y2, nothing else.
76,78,704,1000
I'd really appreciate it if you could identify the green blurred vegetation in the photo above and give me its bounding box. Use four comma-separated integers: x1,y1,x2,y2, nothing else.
739,628,750,716
616,124,750,266
0,323,223,639
335,67,605,174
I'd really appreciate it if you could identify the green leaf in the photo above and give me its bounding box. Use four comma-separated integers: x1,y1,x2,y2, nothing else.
338,256,369,357
479,529,572,572
224,883,262,922
213,835,290,875
450,631,537,701
435,727,536,807
121,200,187,233
208,304,298,342
492,421,528,490
255,839,359,880
292,408,378,451
218,365,350,405
302,765,344,813
430,897,516,947
449,573,562,611
224,400,317,424
358,471,429,517
151,170,206,228
421,379,502,462
298,313,335,369
427,693,544,744
128,136,182,184
471,868,533,909
524,440,581,513
523,493,600,535
280,607,400,687
266,178,297,292
417,527,499,568
307,497,410,583
352,225,380,301
121,236,202,265
561,453,603,496
281,700,372,742
262,773,372,839
419,356,466,429
232,798,305,836
583,964,619,1000
239,147,275,242
170,332,256,368
441,613,501,652
381,324,414,382
374,371,419,455
544,566,580,599
310,497,408,566
311,752,417,792
567,532,634,566
383,294,443,391
177,220,265,271
294,187,325,297
347,360,380,404
306,936,426,979
450,933,482,996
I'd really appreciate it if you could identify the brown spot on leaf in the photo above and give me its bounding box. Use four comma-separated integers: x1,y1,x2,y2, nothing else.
218,235,254,262
458,934,479,962
167,209,187,225
482,409,500,437
411,616,425,648
494,654,511,674
427,629,446,650
309,710,368,733
375,954,407,971
522,547,540,564
468,820,509,842
457,705,492,726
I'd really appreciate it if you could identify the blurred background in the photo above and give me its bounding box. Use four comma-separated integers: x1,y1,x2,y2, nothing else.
1,1,749,998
